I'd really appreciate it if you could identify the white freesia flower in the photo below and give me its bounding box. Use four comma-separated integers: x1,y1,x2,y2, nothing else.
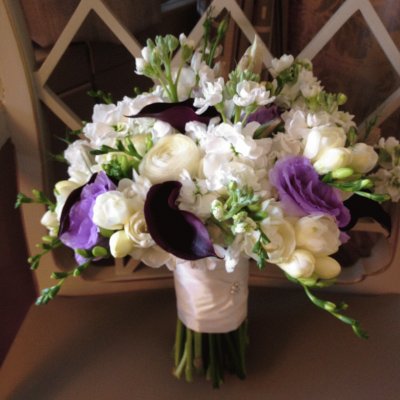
92,191,135,230
313,147,352,174
64,140,94,185
54,180,80,219
314,256,341,279
303,125,347,161
233,80,274,107
269,54,294,77
40,210,59,235
110,230,134,258
140,134,200,183
124,211,154,248
350,143,378,173
295,215,341,256
260,216,296,264
277,249,315,279
194,77,224,114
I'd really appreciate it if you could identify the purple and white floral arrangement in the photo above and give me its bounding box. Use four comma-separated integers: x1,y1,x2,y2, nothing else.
17,16,399,387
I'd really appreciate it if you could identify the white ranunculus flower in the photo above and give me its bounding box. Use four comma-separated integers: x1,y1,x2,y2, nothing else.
124,211,154,248
295,215,341,256
92,191,135,230
303,126,347,161
314,256,341,279
139,134,200,183
131,245,173,268
260,217,296,264
109,230,134,258
350,143,378,173
40,210,59,235
313,147,352,174
233,80,274,107
277,249,315,279
269,54,294,77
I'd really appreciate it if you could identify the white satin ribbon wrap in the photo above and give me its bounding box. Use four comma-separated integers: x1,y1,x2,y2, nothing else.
173,258,249,333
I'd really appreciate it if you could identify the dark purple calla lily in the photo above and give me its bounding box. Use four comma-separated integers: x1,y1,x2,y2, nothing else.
247,104,281,124
128,99,220,132
144,181,218,260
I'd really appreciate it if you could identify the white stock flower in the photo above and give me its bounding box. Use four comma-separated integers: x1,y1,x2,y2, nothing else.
233,80,274,107
135,46,151,75
179,33,195,49
139,134,200,183
92,191,135,230
124,211,154,248
298,69,321,98
109,230,134,258
303,126,347,161
260,216,296,264
314,256,341,279
277,249,315,279
371,166,400,201
350,143,378,173
194,77,224,114
152,120,174,139
269,54,294,77
313,147,352,174
295,215,341,256
173,66,196,101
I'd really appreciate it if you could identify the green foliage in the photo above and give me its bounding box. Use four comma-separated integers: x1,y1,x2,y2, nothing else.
87,89,113,104
285,274,368,339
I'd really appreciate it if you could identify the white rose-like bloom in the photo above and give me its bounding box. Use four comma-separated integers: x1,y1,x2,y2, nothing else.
92,191,134,230
233,80,274,107
277,249,315,279
314,256,341,279
194,77,224,114
109,231,134,258
313,147,352,174
124,211,154,248
139,134,200,183
350,143,378,173
269,54,294,77
295,215,341,256
260,217,296,264
303,126,346,161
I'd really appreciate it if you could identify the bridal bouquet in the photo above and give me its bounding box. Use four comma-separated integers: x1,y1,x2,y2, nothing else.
17,15,399,387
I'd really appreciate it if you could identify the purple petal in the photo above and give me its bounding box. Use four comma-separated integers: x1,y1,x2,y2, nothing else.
59,172,116,250
144,181,218,260
247,105,281,124
128,99,220,132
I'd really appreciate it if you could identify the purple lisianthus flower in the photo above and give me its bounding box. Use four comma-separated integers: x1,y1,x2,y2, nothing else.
59,172,116,251
269,156,350,227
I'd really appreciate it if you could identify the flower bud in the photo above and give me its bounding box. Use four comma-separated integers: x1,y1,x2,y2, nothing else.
277,249,315,279
314,256,341,279
349,143,378,173
109,230,134,258
313,147,352,174
331,167,354,180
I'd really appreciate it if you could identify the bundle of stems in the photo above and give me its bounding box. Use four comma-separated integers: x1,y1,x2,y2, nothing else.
173,319,248,388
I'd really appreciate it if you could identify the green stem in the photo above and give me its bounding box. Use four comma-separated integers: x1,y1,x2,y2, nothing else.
174,319,184,367
185,328,194,382
193,331,203,373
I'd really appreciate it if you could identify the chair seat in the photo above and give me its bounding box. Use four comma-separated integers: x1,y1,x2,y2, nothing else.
1,287,399,399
